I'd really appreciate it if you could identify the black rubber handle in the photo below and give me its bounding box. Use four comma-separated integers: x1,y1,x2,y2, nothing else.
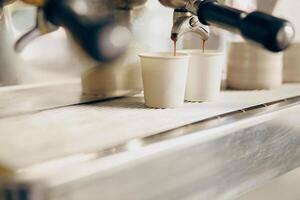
43,0,128,62
197,0,295,52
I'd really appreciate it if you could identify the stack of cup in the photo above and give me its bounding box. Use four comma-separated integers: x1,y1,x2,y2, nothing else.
139,50,225,108
283,42,300,83
227,41,283,90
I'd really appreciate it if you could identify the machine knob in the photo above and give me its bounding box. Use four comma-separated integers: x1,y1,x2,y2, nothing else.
197,0,295,52
44,0,131,62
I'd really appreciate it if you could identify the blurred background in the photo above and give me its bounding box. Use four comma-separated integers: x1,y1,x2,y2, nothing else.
1,0,298,86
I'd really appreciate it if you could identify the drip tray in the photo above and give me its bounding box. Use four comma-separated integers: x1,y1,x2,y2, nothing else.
1,84,300,170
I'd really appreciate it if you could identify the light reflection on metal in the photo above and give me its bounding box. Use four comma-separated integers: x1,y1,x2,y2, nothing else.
126,139,144,151
14,94,300,172
5,95,300,200
16,153,98,177
100,25,131,60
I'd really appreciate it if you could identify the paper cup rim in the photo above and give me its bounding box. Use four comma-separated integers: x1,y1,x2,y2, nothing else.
139,52,189,59
178,49,224,56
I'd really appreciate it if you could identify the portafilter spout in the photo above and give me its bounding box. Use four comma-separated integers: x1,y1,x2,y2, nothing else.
160,0,295,52
171,9,209,42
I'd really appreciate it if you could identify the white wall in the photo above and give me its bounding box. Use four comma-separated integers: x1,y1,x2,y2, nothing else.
273,0,300,40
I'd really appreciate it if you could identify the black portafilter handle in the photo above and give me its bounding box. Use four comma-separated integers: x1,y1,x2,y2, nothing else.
197,0,295,52
43,0,130,62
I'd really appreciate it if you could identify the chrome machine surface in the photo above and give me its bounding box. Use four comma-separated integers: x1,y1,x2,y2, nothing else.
1,84,300,200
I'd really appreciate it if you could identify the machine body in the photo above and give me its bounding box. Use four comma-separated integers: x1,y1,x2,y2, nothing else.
2,0,296,63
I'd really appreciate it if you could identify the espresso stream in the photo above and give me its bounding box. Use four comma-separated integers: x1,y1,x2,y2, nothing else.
173,40,177,56
202,40,206,53
173,39,207,56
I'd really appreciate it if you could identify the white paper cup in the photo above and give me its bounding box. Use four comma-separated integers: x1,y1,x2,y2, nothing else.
227,42,283,90
139,52,189,108
179,50,224,102
283,42,300,83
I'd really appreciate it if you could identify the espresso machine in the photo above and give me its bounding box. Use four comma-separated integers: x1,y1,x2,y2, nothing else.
0,0,295,91
1,1,300,200
7,0,294,55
